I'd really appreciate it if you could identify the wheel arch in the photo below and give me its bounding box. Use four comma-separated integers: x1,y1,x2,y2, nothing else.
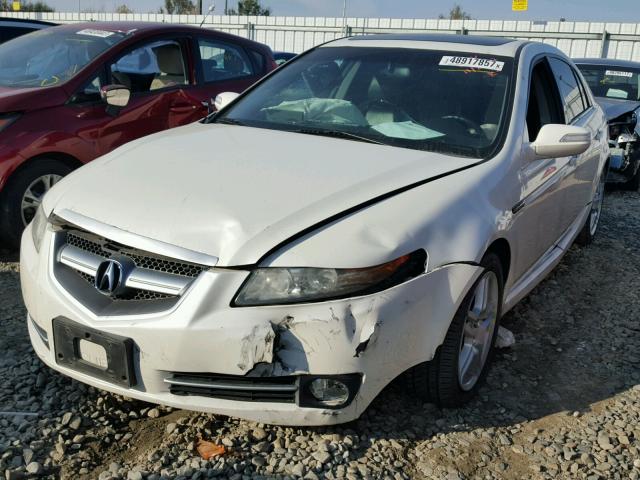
1,151,83,192
484,237,511,286
12,152,83,177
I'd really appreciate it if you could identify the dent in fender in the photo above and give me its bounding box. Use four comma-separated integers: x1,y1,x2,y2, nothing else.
237,261,480,377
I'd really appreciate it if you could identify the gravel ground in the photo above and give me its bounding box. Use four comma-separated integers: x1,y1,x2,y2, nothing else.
1,190,639,480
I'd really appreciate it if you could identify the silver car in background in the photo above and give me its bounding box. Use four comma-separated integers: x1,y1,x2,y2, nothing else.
575,58,640,190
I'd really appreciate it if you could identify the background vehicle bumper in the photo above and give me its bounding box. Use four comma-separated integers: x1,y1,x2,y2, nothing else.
21,227,481,425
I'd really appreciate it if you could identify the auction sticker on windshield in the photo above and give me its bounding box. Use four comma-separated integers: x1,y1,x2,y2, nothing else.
605,70,633,78
439,56,505,72
77,28,115,38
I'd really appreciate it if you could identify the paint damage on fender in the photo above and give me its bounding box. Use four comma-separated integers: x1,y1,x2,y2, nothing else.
240,298,386,377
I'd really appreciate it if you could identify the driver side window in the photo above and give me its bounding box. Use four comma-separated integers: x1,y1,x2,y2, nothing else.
526,60,564,142
109,39,188,94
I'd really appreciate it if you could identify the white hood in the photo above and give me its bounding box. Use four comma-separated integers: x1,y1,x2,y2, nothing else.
45,122,475,266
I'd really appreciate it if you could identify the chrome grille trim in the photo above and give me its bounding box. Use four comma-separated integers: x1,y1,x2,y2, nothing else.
56,209,219,267
58,244,193,296
164,377,298,393
126,268,191,296
58,244,102,275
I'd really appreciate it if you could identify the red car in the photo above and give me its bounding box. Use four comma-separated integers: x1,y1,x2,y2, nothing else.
0,22,276,247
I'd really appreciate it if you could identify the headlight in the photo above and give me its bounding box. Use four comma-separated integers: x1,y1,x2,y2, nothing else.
31,205,48,253
233,250,427,306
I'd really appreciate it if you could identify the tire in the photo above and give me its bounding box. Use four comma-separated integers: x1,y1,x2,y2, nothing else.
575,167,606,246
0,159,72,249
409,253,504,407
625,165,640,191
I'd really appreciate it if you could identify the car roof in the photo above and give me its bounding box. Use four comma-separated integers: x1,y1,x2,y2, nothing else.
49,21,269,49
573,57,640,69
326,33,528,57
0,16,56,27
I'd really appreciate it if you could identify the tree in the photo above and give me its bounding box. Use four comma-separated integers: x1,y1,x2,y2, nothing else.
438,3,471,20
228,0,271,16
115,4,133,13
162,0,197,14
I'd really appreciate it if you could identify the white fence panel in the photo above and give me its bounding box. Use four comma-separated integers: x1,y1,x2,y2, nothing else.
2,11,639,60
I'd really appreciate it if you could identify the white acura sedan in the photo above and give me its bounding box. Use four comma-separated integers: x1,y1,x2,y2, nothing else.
21,34,608,426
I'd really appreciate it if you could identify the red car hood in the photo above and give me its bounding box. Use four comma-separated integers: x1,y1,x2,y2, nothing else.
0,85,67,113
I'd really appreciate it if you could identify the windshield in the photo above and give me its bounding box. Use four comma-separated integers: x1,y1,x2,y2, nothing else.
577,64,640,101
0,27,127,88
217,46,514,158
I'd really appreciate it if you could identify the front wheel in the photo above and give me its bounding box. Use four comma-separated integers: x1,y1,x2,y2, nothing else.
625,164,640,191
409,253,503,407
575,168,606,246
0,159,72,249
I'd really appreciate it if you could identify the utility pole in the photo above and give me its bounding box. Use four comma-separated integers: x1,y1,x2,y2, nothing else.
342,0,347,36
224,0,228,15
197,0,202,14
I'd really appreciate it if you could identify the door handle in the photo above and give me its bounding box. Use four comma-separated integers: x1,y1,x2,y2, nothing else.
594,130,601,141
569,155,578,166
169,103,198,112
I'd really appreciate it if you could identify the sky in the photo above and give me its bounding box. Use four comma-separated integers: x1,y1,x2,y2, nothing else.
31,0,640,22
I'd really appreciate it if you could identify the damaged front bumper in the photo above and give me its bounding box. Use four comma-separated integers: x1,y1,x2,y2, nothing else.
21,227,481,426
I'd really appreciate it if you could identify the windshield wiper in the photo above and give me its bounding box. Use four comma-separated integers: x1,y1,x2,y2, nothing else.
214,117,247,126
293,127,386,145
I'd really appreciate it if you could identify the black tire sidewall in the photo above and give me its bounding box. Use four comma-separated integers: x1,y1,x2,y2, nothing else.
431,252,504,408
576,169,606,246
0,159,72,248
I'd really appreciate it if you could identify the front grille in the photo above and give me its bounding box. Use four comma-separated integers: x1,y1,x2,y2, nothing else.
166,373,298,403
74,271,173,301
66,231,207,279
55,228,206,304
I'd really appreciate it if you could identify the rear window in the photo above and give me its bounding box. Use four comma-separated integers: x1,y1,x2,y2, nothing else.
198,38,254,83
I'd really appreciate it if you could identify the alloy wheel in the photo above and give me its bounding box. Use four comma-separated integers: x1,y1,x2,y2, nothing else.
458,271,499,392
20,174,62,226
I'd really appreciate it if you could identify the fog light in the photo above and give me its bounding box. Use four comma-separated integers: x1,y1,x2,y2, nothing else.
308,378,350,406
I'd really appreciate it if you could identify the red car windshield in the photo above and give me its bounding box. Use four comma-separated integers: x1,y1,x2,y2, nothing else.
0,27,127,88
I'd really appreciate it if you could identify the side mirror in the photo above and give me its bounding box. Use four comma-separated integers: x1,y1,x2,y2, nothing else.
528,124,591,160
214,91,240,111
101,85,131,108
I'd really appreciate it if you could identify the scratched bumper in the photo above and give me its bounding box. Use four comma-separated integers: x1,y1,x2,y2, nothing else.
21,226,481,426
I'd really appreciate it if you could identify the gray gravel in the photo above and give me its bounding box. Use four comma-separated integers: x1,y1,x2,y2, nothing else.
1,189,639,480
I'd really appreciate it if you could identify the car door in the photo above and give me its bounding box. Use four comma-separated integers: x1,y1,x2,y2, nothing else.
66,36,195,158
189,36,263,114
511,58,569,279
547,57,601,227
99,37,196,153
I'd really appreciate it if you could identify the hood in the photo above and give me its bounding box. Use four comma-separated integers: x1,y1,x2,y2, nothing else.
0,85,68,113
595,96,640,121
44,123,477,266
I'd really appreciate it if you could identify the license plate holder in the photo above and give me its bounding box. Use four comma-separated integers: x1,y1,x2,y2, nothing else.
52,316,136,388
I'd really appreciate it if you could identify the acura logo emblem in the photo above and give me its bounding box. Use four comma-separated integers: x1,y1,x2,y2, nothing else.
95,259,123,295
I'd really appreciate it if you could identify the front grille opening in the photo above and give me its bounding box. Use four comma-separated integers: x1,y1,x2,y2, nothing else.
166,373,298,403
66,231,207,279
59,228,207,303
74,270,174,301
